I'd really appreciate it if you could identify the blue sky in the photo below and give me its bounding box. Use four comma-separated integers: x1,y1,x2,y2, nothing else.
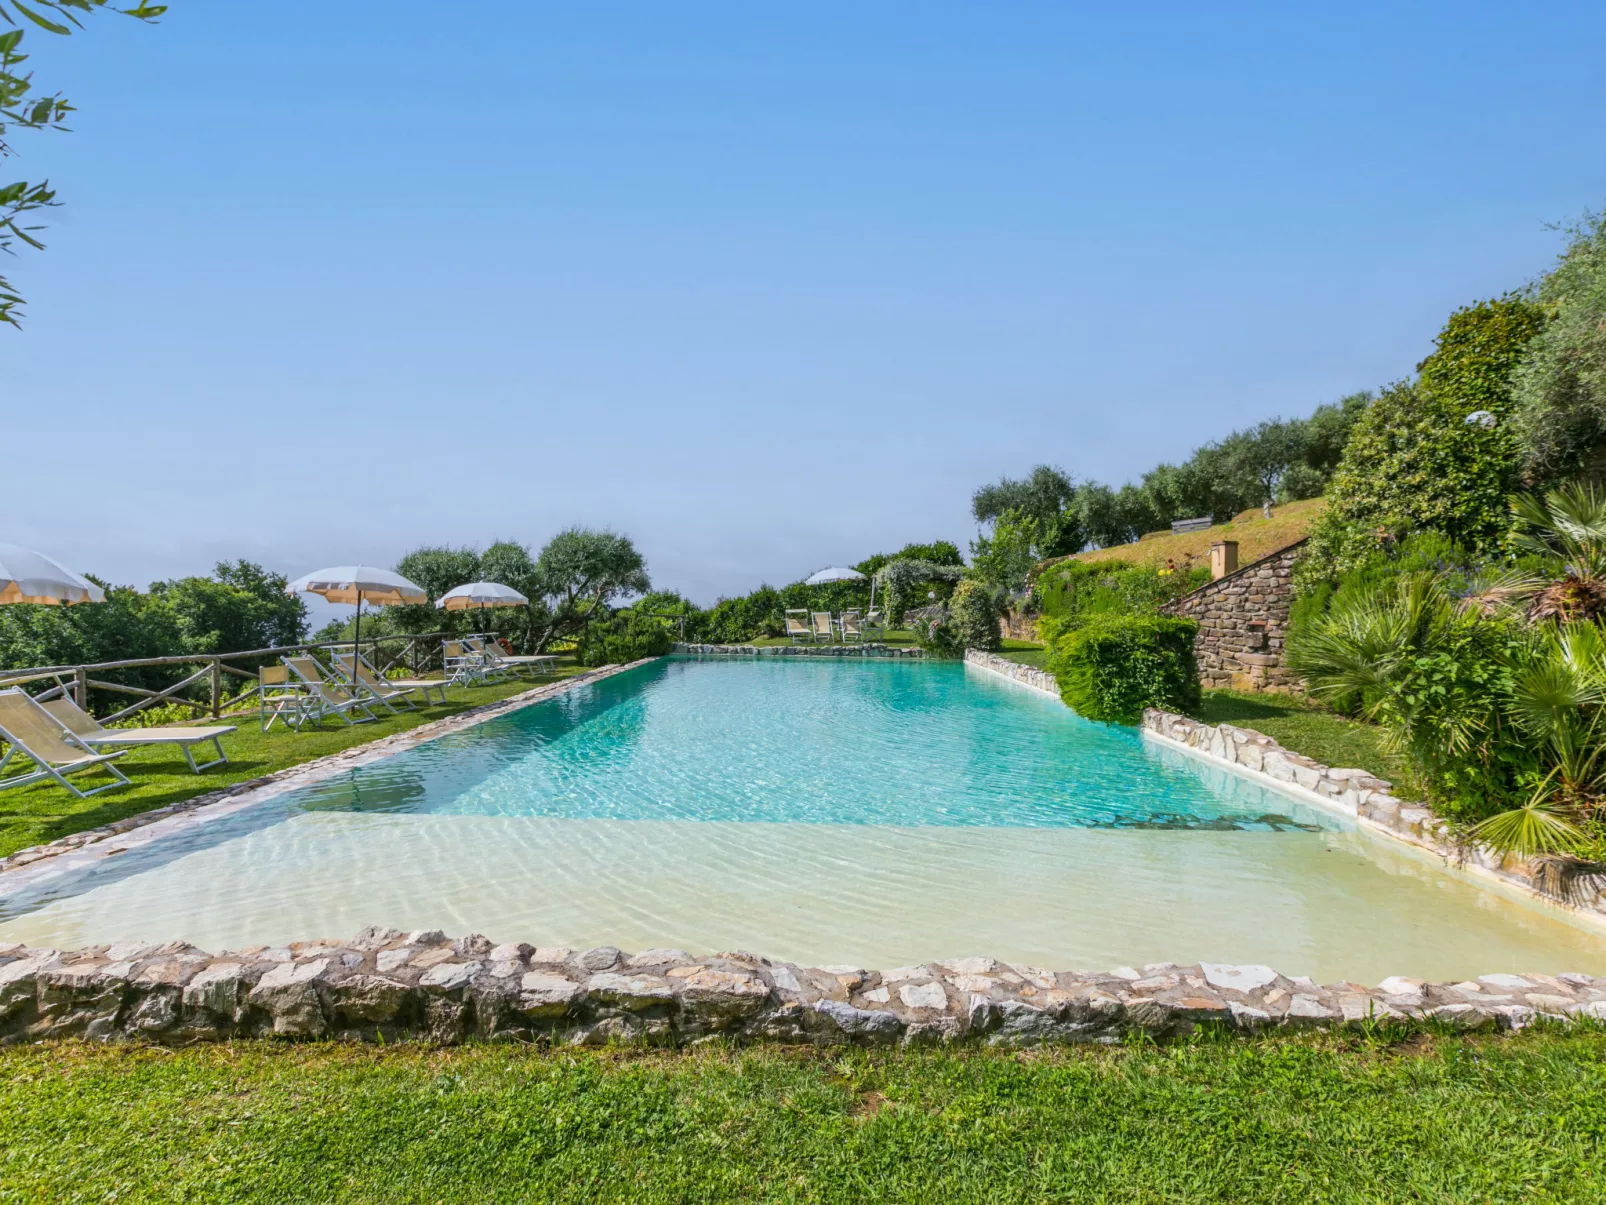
5,1,1605,609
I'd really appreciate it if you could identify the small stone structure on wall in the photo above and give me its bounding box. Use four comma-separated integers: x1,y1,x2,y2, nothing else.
1163,540,1303,692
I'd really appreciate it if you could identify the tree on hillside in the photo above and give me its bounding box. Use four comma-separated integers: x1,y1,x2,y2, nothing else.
971,466,1083,557
1222,419,1308,518
1514,209,1606,486
1,0,163,327
530,528,650,652
1300,296,1545,584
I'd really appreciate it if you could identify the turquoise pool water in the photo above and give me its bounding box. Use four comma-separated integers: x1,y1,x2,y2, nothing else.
2,657,1603,981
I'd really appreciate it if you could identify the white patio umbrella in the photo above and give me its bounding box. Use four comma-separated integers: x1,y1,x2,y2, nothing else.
803,566,866,585
436,581,529,637
804,565,876,612
0,543,106,606
285,565,427,665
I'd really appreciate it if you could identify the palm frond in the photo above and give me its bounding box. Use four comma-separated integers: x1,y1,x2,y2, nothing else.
1472,800,1591,857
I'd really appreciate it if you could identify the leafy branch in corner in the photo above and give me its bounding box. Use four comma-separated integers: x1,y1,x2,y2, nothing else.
0,0,163,327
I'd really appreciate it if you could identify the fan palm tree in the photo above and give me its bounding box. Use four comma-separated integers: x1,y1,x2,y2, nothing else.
1472,621,1606,859
1484,482,1606,623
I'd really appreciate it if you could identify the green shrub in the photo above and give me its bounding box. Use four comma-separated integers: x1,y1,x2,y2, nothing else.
1036,559,1209,643
1300,297,1545,587
574,609,673,666
1047,614,1201,724
947,580,1002,651
906,605,963,657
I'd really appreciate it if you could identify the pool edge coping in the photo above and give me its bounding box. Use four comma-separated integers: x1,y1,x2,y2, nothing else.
0,658,663,900
962,649,1606,937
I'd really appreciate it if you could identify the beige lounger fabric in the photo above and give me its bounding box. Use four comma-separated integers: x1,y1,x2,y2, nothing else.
0,689,129,797
40,696,234,773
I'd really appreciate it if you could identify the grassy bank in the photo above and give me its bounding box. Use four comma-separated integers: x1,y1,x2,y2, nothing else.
2,1032,1602,1202
0,666,587,860
1192,688,1418,790
996,638,1047,668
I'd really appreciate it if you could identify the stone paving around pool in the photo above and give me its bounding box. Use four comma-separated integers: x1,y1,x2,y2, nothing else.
4,928,1604,1047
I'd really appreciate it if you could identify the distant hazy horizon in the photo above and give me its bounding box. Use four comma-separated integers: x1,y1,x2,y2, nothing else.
6,2,1604,610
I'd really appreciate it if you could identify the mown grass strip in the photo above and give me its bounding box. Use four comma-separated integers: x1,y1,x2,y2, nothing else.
1,1032,1602,1203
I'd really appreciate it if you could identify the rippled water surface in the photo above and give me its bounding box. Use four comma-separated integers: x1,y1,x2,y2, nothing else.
3,657,1604,981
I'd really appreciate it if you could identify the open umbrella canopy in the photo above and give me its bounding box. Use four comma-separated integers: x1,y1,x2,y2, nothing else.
804,566,867,586
436,581,530,610
0,543,105,606
284,566,426,606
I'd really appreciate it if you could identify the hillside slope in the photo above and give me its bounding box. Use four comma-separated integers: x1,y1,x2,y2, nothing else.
1042,497,1326,573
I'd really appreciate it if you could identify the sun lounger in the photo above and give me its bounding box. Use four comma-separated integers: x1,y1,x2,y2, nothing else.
41,695,235,773
331,651,447,708
283,656,378,726
462,636,557,678
327,651,417,713
784,609,811,644
838,609,864,643
810,611,834,643
0,688,130,798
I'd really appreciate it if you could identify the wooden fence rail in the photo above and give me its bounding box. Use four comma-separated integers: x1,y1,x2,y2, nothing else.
0,629,492,724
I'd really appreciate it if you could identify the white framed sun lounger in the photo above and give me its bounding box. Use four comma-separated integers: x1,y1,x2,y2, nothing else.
464,636,559,679
332,651,447,708
458,637,520,681
41,695,235,774
784,609,811,643
0,688,130,798
810,611,834,643
838,609,864,643
327,652,417,714
283,657,378,725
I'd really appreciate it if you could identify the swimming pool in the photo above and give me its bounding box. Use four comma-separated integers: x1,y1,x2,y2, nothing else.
2,656,1602,982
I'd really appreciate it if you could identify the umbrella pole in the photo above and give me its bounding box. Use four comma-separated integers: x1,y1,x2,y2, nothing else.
354,590,363,671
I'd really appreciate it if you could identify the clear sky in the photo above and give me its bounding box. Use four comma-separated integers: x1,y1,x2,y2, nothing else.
5,1,1605,609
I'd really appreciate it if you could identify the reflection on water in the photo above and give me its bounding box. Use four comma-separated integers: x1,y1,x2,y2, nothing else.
1,657,1602,982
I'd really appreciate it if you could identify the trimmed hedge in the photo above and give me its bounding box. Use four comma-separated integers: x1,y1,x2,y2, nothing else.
1048,614,1201,724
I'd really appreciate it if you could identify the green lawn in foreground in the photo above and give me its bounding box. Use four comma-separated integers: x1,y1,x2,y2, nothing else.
1192,688,1419,792
2,1032,1602,1202
0,666,587,860
997,638,1047,668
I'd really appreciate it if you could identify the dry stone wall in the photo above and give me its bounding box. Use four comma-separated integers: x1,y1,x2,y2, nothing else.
1142,707,1606,922
5,928,1604,1048
1163,541,1303,691
964,650,1058,696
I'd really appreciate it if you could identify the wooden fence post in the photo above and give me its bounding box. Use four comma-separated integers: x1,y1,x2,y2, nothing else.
210,659,222,718
74,667,89,713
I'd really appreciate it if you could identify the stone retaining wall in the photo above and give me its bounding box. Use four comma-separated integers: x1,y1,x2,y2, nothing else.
3,929,1602,1047
1164,541,1303,691
1142,708,1606,922
673,643,924,658
964,652,1606,925
964,650,1059,697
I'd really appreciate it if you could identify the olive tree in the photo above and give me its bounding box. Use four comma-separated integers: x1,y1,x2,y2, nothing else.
2,1,164,326
530,528,651,652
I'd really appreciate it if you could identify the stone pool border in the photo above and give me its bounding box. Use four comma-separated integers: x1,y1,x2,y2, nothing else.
0,659,661,893
963,649,1606,929
3,928,1604,1047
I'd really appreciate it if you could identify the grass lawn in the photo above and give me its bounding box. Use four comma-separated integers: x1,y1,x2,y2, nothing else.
0,665,588,860
1192,688,1419,791
997,638,1047,669
2,1032,1603,1202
